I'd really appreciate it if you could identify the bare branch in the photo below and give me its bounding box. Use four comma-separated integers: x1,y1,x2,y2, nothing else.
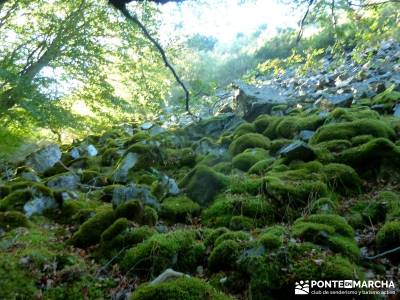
296,0,314,44
112,3,191,114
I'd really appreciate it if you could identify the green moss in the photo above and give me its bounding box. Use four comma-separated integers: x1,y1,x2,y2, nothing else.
165,148,196,168
314,139,352,154
229,133,270,156
269,139,292,155
214,231,251,247
372,85,400,105
232,122,256,138
265,175,328,210
350,198,387,226
130,277,232,300
327,107,380,123
161,196,200,223
294,214,354,237
202,194,274,228
322,255,361,280
232,148,269,172
101,147,121,166
142,206,158,226
253,115,277,133
322,163,362,195
0,211,29,231
335,138,400,168
115,200,144,222
257,226,286,250
0,189,32,211
208,240,240,272
309,197,338,214
120,230,199,275
248,158,275,175
70,209,115,248
351,134,374,146
124,132,150,146
229,175,263,195
0,183,54,212
213,162,232,174
180,165,229,206
228,216,254,230
124,143,161,170
376,221,400,251
203,227,230,247
310,119,395,144
293,214,359,260
101,218,129,242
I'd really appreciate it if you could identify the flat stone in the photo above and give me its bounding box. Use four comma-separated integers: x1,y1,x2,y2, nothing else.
298,130,315,141
47,173,80,190
26,144,62,173
278,141,315,162
112,184,160,209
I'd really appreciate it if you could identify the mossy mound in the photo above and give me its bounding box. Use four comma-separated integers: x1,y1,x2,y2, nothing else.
208,240,241,272
130,277,233,300
232,148,269,172
180,165,229,206
310,119,395,144
0,211,29,231
334,138,400,169
229,133,270,156
292,214,359,260
257,226,287,250
69,208,115,248
376,221,400,252
120,230,204,275
161,196,201,223
322,163,362,195
202,194,274,229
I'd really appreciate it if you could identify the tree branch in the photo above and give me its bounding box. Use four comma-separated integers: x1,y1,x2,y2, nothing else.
112,3,191,114
364,246,400,260
296,0,314,44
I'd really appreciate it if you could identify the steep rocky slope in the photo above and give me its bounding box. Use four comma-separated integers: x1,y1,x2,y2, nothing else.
1,41,400,299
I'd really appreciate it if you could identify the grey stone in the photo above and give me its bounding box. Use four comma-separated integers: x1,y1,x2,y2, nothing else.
26,144,62,173
112,184,160,209
70,148,80,159
23,196,58,217
113,152,138,182
47,173,80,190
394,104,400,117
325,93,353,107
140,122,153,130
232,80,287,121
86,145,98,157
279,141,315,162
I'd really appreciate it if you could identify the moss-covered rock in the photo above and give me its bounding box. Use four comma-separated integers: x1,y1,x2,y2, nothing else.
322,163,362,195
115,200,144,222
70,208,115,248
208,240,240,272
292,214,359,260
161,196,200,223
376,221,400,251
180,165,228,206
0,211,29,231
335,138,400,168
310,119,395,144
232,148,269,172
130,277,233,300
121,230,201,275
142,206,158,226
248,158,275,175
257,226,287,250
202,194,274,229
229,133,270,156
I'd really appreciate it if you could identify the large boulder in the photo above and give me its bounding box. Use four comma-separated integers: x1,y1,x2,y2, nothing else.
26,144,62,173
112,184,160,209
232,80,287,121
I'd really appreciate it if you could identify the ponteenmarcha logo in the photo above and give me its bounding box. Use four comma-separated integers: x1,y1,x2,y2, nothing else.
295,280,310,294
